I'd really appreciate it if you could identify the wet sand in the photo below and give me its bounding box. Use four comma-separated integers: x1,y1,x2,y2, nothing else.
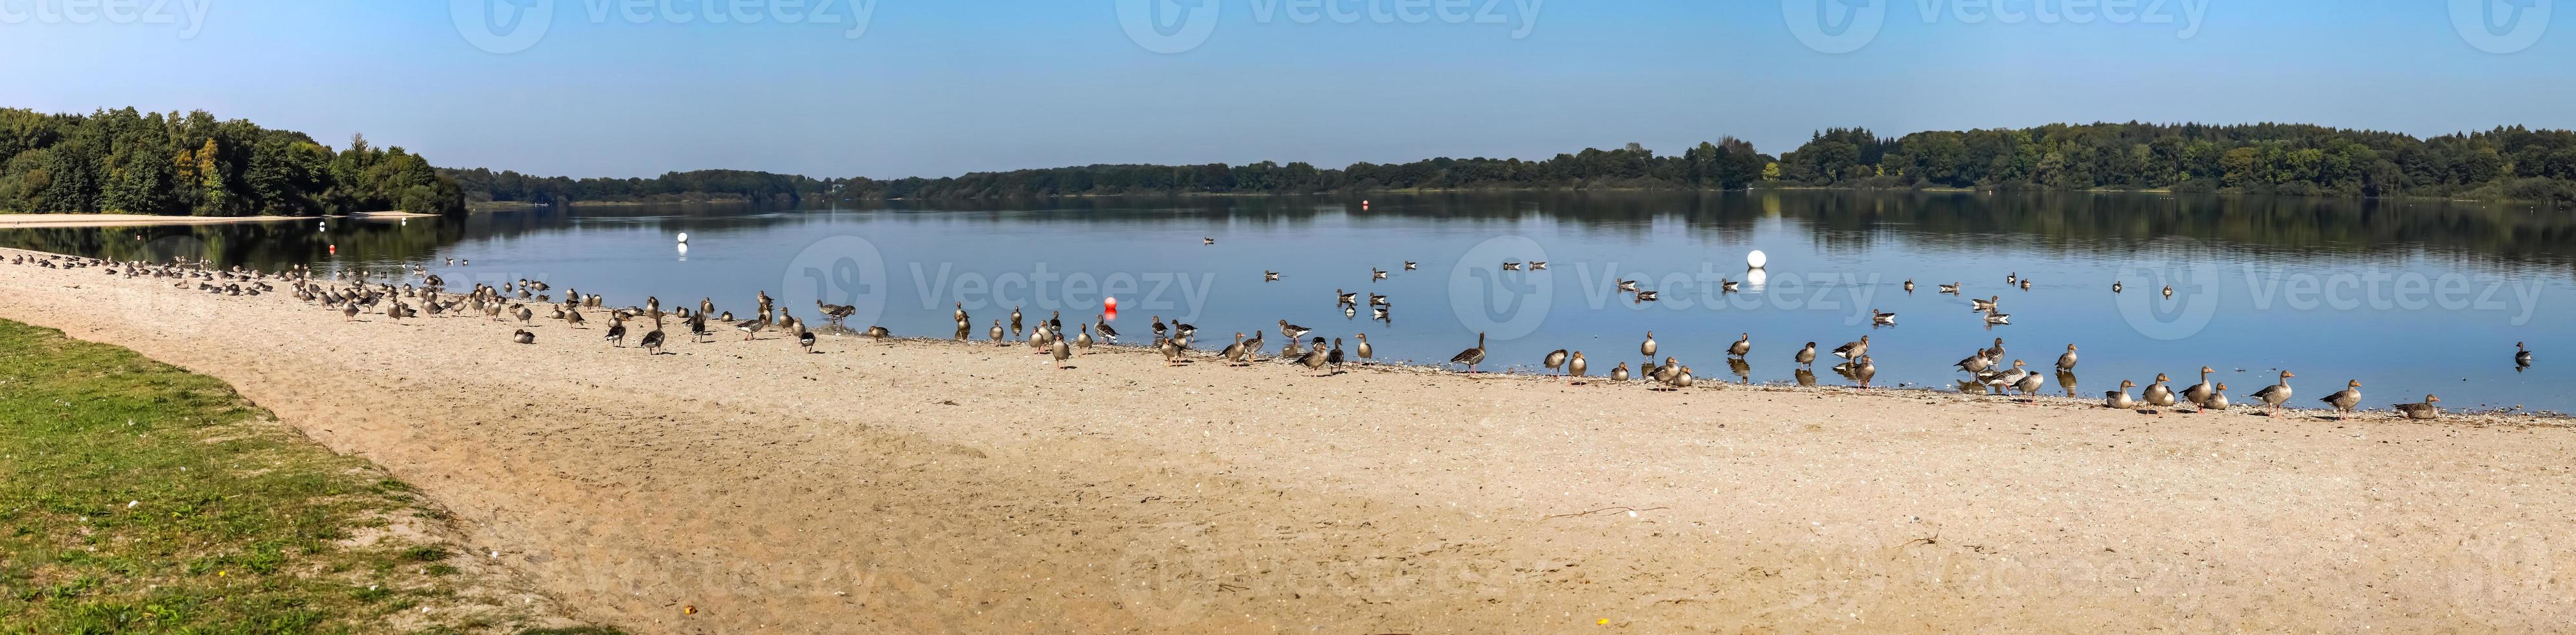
3,246,2570,633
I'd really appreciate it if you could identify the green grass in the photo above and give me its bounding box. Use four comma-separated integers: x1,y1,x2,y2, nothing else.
0,319,615,634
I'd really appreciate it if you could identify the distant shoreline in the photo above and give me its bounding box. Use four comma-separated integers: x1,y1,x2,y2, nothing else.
0,211,434,229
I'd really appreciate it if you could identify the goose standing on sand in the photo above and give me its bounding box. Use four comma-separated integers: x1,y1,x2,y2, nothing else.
2143,373,2177,411
2199,383,2231,413
1095,314,1119,344
799,327,818,354
1298,341,1330,376
1610,362,1631,382
1219,332,1249,366
1728,334,1751,358
603,315,628,347
1052,334,1073,369
2319,380,2363,419
516,305,535,326
864,325,891,340
2012,364,2047,400
1239,330,1263,362
1832,336,1869,361
2516,341,2533,367
512,329,535,345
1076,324,1094,352
989,319,1006,344
343,303,361,321
1544,349,1570,375
2181,366,2217,410
1327,338,1346,370
2105,379,2138,409
738,316,767,341
640,316,667,354
2055,344,2079,371
2393,395,2441,420
2249,371,2295,417
690,314,712,343
1983,360,2029,395
1567,352,1587,381
1448,332,1488,373
1279,319,1311,341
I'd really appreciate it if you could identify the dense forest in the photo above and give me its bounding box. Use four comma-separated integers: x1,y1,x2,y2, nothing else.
450,122,2575,207
0,108,465,217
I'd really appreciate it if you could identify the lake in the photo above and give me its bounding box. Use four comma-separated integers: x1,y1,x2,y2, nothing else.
6,190,2569,413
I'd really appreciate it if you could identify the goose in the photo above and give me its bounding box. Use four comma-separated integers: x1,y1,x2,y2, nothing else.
1095,315,1119,344
738,317,768,341
1219,332,1250,366
1327,338,1346,369
2249,371,2295,416
1278,338,1304,363
1640,332,1658,360
1795,342,1817,367
2198,383,2231,413
639,317,667,354
1333,331,1366,365
1447,332,1488,373
1151,316,1168,343
1796,368,1819,387
2318,380,2363,420
2012,364,2047,400
1337,289,1359,306
1903,279,1915,293
2181,366,2217,410
1648,357,1679,384
1263,270,1281,281
1544,349,1570,375
864,325,891,340
1010,306,1024,337
799,327,818,354
1160,337,1188,366
1403,261,1418,270
2162,285,2174,298
1298,341,1330,376
1501,262,1521,271
1984,360,2030,396
1240,330,1265,362
1567,352,1587,380
2019,279,2032,290
516,306,535,326
566,306,587,329
1371,268,1388,281
1983,338,2007,361
1832,336,1869,361
343,303,361,321
689,314,713,343
1871,310,1897,325
1845,356,1878,387
1634,290,1660,302
1076,324,1095,352
2516,341,2532,366
1616,279,1640,293
1727,334,1751,358
952,301,967,323
1048,310,1064,338
1530,261,1548,270
2111,281,2124,294
989,319,1006,344
512,329,535,344
603,315,628,347
815,301,856,323
2006,272,2018,284
1670,365,1696,389
954,319,972,341
1983,310,2010,325
1970,295,2000,310
1609,362,1631,382
1053,335,1074,369
2392,395,2441,420
1278,319,1311,341
1372,306,1390,321
1204,237,1215,245
1938,282,1961,294
1955,352,1994,374
2105,379,2138,409
1719,278,1739,293
1368,293,1389,307
2055,344,2078,371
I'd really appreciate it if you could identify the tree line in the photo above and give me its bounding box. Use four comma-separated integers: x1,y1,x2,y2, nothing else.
0,108,465,217
450,122,2575,207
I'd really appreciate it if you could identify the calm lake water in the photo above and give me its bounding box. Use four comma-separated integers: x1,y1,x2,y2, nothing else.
7,191,2571,413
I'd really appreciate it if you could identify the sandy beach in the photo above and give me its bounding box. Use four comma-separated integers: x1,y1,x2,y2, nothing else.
0,211,435,229
3,246,2570,633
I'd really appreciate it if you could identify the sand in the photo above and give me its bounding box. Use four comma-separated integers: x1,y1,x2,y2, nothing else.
3,246,2571,633
0,211,433,228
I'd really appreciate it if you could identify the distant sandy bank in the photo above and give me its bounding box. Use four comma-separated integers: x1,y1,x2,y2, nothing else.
0,211,435,229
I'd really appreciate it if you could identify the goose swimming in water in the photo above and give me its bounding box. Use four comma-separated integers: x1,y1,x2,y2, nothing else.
1372,268,1388,280
1983,309,2011,325
1970,295,2000,311
1204,237,1215,245
1263,270,1281,281
1616,279,1640,293
2392,395,2441,420
1719,278,1738,292
1633,290,1659,302
2007,272,2018,284
2019,279,2032,290
2105,379,2138,409
2249,371,2295,417
1447,332,1488,373
2319,380,2363,419
2111,281,2124,294
1337,289,1359,306
1403,261,1418,270
2516,341,2533,366
1368,293,1388,307
1872,310,1897,325
1903,279,1915,293
2162,285,2174,297
1529,261,1547,270
1938,282,1961,294
1372,306,1389,321
1501,262,1521,271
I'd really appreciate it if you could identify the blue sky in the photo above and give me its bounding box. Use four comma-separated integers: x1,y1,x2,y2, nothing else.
3,1,2568,179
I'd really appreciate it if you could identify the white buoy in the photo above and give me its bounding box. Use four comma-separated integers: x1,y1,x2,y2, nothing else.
1746,249,1767,269
676,232,690,244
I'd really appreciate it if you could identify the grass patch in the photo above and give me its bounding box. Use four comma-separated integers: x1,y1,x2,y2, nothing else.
0,318,613,634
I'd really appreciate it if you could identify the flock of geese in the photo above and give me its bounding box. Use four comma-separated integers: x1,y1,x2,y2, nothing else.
6,251,2520,421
